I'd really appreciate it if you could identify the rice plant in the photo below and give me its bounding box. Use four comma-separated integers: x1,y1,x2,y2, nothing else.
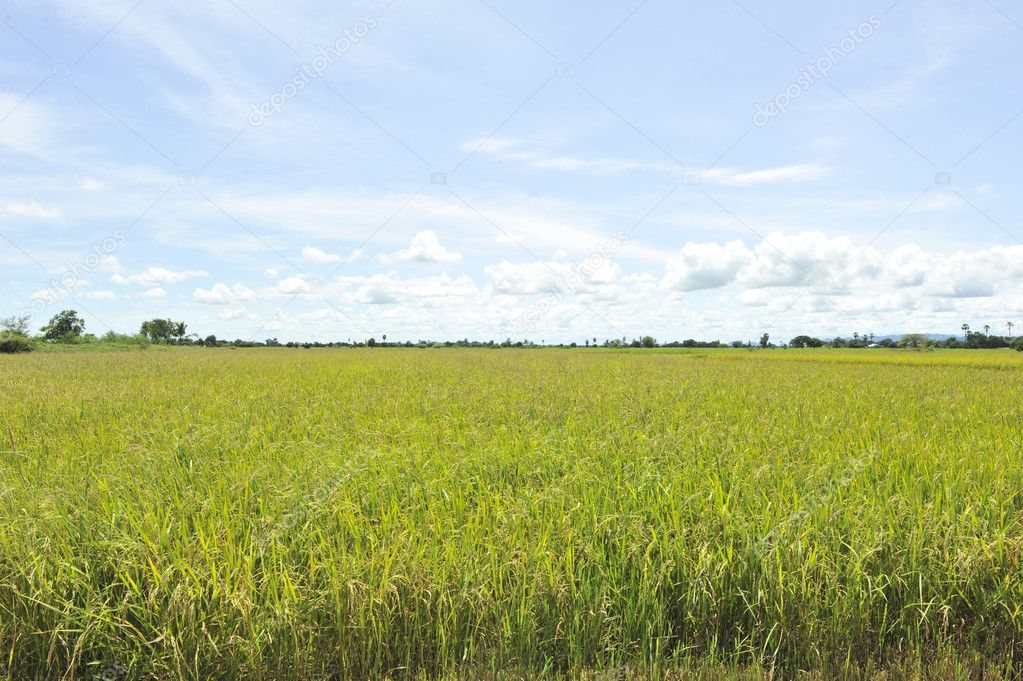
1,348,1021,679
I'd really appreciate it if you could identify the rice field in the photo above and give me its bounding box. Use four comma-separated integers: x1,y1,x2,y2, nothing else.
1,348,1022,680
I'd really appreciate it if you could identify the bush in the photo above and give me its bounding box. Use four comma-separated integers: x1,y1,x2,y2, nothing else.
1013,338,1023,352
0,335,33,353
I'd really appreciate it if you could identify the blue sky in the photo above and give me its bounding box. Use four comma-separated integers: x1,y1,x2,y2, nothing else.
2,0,1022,343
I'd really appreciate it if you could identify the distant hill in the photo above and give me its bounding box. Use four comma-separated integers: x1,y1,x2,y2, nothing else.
874,333,956,342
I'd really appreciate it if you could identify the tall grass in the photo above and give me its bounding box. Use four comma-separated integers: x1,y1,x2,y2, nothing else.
1,349,1022,679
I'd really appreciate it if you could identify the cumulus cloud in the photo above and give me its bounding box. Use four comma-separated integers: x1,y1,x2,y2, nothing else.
387,230,463,263
273,276,314,295
662,240,752,292
97,255,122,273
112,267,207,286
338,272,479,305
738,231,857,288
301,246,342,263
485,259,621,296
194,283,255,304
141,287,166,298
651,234,1023,313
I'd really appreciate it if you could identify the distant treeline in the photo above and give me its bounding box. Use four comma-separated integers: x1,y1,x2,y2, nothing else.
2,310,1022,353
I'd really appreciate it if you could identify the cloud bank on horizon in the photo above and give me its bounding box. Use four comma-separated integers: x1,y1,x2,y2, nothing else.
2,0,1022,342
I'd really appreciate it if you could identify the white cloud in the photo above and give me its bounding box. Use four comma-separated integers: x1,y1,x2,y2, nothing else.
704,164,828,186
97,256,122,273
112,267,208,286
2,199,62,219
273,276,314,295
217,307,246,320
301,246,342,263
80,178,107,191
264,268,279,278
466,138,828,186
194,283,255,305
83,290,116,300
739,289,770,307
485,259,622,297
339,272,479,305
662,240,752,292
738,231,858,289
141,287,167,298
390,230,463,263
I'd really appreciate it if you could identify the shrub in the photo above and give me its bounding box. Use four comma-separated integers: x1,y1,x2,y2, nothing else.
0,335,33,353
1013,338,1023,352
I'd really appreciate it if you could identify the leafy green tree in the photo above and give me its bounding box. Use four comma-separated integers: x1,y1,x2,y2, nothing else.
790,335,823,348
898,334,929,349
140,319,176,343
759,333,770,348
40,310,85,340
640,335,656,348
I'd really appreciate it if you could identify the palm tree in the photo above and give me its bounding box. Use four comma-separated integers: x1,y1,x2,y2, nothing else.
174,321,187,342
1009,321,1015,340
962,323,970,341
984,324,990,336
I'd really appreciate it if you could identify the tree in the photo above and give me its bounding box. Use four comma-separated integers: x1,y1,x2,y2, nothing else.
174,321,187,341
1008,321,1015,340
759,333,770,348
983,324,990,336
961,323,970,341
1,315,30,336
790,335,823,348
203,334,218,347
640,335,656,348
366,337,376,347
898,333,929,349
41,310,85,340
140,319,176,343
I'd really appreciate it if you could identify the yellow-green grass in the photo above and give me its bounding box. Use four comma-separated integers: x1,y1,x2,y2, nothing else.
1,349,1022,680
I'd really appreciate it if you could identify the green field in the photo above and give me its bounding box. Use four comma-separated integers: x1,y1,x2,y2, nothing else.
2,349,1022,680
